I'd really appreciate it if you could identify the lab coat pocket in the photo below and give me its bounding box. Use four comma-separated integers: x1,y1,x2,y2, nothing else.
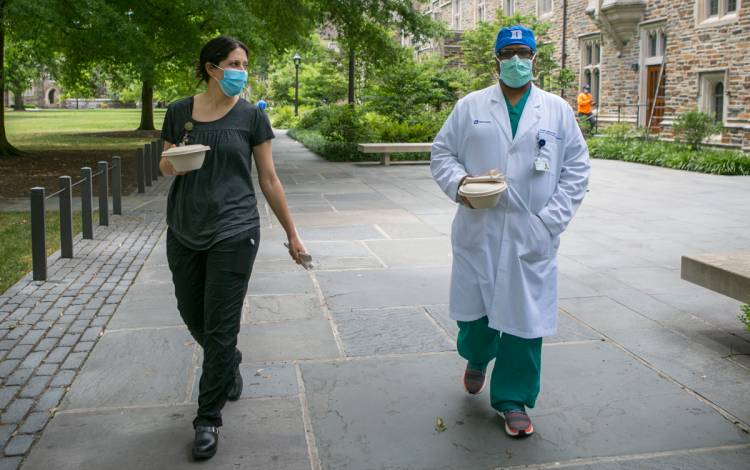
452,207,487,249
520,214,552,261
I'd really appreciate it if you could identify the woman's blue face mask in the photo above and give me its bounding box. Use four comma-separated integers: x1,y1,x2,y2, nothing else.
211,64,248,97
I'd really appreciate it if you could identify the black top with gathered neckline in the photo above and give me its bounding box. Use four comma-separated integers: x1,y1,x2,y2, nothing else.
161,97,274,250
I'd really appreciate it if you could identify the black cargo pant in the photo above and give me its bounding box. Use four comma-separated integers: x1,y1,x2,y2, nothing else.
166,227,260,428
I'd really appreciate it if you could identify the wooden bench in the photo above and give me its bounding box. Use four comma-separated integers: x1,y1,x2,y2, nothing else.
681,252,750,303
357,143,432,166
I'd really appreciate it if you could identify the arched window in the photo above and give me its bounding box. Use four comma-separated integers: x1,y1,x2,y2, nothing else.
648,31,658,57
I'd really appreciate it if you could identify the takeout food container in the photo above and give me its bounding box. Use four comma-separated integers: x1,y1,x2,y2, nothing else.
161,144,211,172
458,172,508,209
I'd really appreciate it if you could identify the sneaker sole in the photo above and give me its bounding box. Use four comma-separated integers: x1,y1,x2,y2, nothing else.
504,421,534,437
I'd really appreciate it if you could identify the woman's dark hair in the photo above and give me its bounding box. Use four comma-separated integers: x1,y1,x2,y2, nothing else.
195,35,249,83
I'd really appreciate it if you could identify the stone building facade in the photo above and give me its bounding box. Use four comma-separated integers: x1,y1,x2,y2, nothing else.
418,0,750,149
3,75,62,109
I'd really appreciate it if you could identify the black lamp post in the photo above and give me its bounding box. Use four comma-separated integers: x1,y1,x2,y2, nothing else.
293,53,301,116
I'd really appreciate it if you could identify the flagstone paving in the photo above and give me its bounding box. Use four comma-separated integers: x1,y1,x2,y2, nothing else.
3,130,748,469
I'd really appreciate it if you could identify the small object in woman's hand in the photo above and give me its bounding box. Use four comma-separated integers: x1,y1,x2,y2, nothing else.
284,242,314,270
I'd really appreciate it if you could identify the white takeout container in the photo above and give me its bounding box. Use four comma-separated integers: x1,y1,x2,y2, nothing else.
161,144,211,172
458,173,508,209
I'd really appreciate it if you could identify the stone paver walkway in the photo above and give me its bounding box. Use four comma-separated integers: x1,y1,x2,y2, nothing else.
0,177,171,469
4,130,750,469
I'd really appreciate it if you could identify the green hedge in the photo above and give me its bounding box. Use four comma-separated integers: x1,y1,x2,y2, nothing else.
288,103,446,162
588,138,750,175
288,128,432,163
288,128,366,161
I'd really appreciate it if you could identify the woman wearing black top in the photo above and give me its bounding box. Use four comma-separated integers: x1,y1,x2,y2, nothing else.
160,36,305,460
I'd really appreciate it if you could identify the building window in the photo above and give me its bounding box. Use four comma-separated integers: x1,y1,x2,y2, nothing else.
538,0,552,17
699,72,727,124
504,0,514,15
697,0,741,24
644,28,666,59
453,0,462,29
477,0,486,21
713,82,724,122
580,37,601,106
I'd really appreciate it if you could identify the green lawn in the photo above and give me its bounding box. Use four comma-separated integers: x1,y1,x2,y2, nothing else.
0,211,98,294
5,108,167,150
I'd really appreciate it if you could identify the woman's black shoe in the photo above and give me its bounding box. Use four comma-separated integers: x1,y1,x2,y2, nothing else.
192,426,219,460
227,350,242,401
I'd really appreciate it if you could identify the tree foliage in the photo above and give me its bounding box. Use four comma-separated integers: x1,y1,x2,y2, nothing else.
3,39,40,110
460,11,574,93
309,0,442,103
363,50,467,122
20,0,315,129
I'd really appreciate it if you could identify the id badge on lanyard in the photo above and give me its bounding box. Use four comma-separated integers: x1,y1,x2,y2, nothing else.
534,132,550,172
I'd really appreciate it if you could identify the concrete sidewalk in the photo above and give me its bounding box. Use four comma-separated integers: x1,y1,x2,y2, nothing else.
18,130,750,469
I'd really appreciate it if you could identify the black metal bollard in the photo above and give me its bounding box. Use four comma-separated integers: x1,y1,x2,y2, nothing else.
97,161,109,226
156,139,163,177
81,167,93,239
136,148,145,193
30,187,47,281
144,143,152,187
112,156,122,215
58,176,73,258
151,140,159,181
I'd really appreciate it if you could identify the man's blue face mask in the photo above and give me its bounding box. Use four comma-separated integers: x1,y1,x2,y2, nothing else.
211,64,248,97
496,54,534,89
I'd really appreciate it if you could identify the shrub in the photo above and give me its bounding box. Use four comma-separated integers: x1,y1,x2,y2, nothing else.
290,106,451,163
588,138,750,175
317,104,377,143
601,122,641,140
269,105,298,129
365,108,450,143
672,110,722,150
740,305,750,332
297,105,329,131
288,128,369,162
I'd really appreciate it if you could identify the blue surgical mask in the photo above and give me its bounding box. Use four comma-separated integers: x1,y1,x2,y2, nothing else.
498,55,534,88
212,64,248,97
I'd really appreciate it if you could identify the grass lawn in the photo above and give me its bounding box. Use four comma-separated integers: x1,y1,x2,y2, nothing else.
0,211,98,294
5,108,167,150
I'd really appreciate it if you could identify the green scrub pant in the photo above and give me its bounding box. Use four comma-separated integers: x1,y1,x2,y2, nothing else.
457,317,542,413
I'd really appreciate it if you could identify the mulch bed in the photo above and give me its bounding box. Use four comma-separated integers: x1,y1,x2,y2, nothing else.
0,147,151,199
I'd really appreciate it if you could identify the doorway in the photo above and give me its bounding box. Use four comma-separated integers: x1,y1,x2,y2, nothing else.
646,65,665,133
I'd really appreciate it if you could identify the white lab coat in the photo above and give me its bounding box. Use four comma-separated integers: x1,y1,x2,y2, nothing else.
431,84,590,339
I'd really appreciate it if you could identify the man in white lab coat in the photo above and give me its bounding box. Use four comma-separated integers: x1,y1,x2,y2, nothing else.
431,25,590,437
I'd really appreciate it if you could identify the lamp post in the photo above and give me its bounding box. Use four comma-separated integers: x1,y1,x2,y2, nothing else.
293,53,301,116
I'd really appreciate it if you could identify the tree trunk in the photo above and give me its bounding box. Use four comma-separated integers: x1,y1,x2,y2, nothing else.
0,1,23,156
138,78,155,131
347,45,355,105
11,87,25,111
